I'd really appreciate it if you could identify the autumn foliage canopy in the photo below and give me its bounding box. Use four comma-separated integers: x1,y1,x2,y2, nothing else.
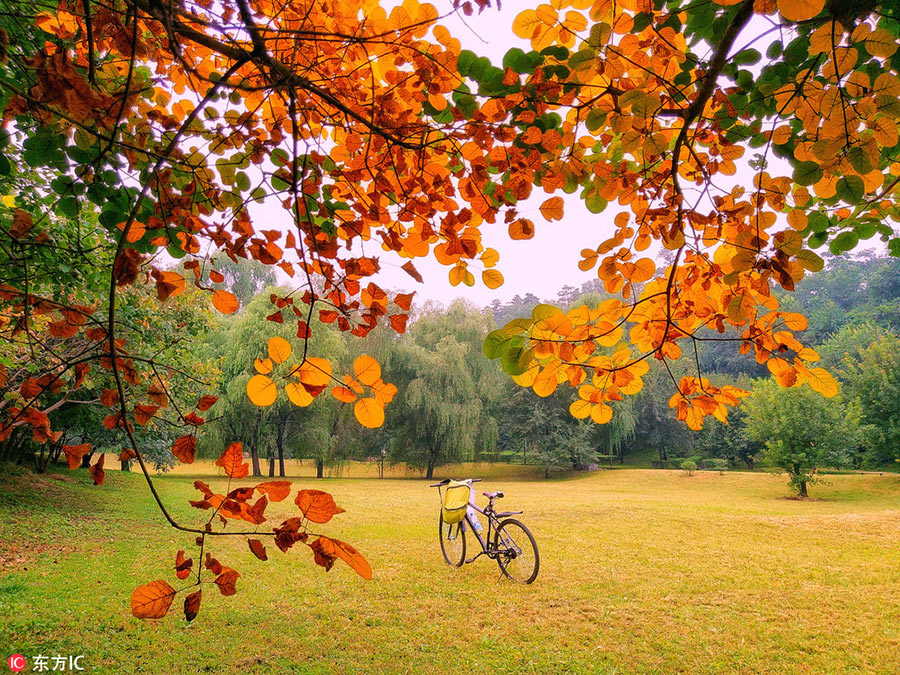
1,0,899,616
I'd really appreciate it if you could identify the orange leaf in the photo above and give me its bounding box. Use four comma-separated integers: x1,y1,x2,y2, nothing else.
246,374,277,406
331,386,357,403
314,537,372,580
248,539,268,561
131,580,176,619
171,435,196,464
295,489,345,524
216,442,249,478
539,196,564,222
267,336,292,363
89,453,105,485
776,0,824,22
183,590,202,623
354,397,385,428
62,443,91,470
353,354,381,386
255,481,292,502
196,395,218,411
212,290,239,314
509,218,535,240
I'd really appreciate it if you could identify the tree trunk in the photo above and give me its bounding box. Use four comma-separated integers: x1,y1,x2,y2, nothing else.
268,453,275,477
276,423,285,477
316,459,324,478
81,452,93,469
745,457,754,471
250,447,262,477
798,480,808,498
120,459,131,471
426,453,436,480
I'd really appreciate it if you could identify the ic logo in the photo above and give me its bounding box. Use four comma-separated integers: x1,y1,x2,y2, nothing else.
7,654,26,672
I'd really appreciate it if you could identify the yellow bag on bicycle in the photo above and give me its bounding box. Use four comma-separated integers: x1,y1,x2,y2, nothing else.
442,480,470,524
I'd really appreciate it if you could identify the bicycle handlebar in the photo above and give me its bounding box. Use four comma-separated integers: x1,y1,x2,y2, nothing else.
429,479,450,488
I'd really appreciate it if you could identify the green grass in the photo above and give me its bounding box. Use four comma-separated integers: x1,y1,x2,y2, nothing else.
2,462,900,673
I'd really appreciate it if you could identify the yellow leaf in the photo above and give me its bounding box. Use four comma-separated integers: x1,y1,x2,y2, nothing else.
449,264,466,287
285,382,314,407
353,354,381,387
354,398,385,428
482,269,504,289
294,357,332,387
246,375,277,407
569,399,591,419
481,248,499,268
254,357,273,375
590,402,613,424
539,196,564,222
268,336,292,364
776,0,824,22
806,367,839,397
684,405,704,431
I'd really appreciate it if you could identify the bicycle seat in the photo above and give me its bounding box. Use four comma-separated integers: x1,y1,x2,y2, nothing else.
483,490,504,499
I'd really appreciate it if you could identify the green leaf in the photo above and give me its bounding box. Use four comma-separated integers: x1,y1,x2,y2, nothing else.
501,344,534,376
793,162,823,186
848,146,875,175
733,49,761,66
835,175,864,204
829,231,859,255
483,330,512,359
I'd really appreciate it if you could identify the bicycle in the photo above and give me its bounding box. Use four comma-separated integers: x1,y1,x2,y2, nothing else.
429,478,540,584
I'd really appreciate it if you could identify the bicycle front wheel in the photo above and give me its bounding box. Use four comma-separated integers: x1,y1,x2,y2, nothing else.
494,518,539,584
439,513,466,567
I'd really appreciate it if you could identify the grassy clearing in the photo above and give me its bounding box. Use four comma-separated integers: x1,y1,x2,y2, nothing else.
2,463,900,674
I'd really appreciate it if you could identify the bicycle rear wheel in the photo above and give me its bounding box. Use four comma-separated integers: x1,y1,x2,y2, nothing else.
494,518,539,584
439,513,466,567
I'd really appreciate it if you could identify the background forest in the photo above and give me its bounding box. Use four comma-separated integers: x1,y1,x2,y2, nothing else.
12,252,898,491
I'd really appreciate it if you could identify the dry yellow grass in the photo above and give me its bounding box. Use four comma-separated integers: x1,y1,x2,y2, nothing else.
2,464,900,673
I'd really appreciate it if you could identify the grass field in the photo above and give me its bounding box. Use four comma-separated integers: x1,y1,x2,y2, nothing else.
2,461,900,674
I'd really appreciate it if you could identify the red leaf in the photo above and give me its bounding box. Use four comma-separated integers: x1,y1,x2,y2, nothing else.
133,403,159,426
312,536,372,580
273,517,307,552
171,435,196,464
183,590,202,622
388,314,408,334
131,580,176,619
174,550,193,580
296,320,310,339
254,481,291,502
310,538,337,572
62,443,91,470
401,261,423,283
244,495,268,525
393,292,414,311
99,388,119,407
193,480,213,498
248,539,268,561
196,395,218,412
295,489,345,524
266,311,284,323
215,442,249,478
119,447,137,462
209,270,224,283
226,486,255,502
183,411,205,426
214,569,240,596
89,454,105,485
205,553,222,575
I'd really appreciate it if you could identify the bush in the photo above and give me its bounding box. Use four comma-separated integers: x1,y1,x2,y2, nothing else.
680,460,696,476
705,458,729,474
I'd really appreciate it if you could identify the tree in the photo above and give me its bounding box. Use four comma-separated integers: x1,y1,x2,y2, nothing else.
821,329,900,467
744,379,867,497
389,302,499,478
